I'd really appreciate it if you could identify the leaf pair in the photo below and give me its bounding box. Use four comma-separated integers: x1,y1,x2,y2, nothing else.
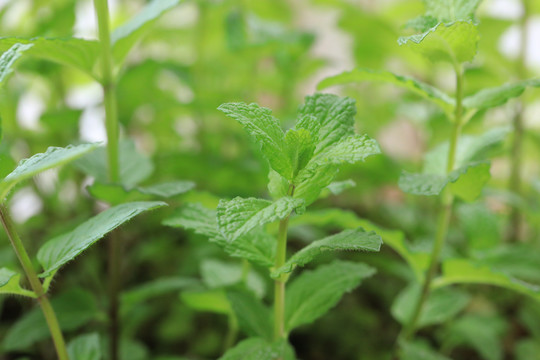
218,93,380,206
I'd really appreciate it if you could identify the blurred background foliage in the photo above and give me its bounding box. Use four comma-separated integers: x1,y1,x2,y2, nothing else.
0,0,539,359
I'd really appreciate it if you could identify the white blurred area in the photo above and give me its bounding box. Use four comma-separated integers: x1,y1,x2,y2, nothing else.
2,0,540,222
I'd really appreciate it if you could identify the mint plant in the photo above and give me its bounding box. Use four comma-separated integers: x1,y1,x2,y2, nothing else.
319,0,540,357
165,93,382,358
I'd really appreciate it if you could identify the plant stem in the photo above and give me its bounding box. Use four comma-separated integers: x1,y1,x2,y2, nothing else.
508,0,529,242
0,205,69,360
400,65,464,342
93,1,121,359
274,185,295,341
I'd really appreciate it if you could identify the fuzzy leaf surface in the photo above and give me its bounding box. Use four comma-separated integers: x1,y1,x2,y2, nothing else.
298,93,356,154
112,0,181,64
67,333,102,360
217,196,303,242
218,102,291,178
38,201,167,277
0,143,99,199
285,261,375,332
272,228,382,277
317,68,455,114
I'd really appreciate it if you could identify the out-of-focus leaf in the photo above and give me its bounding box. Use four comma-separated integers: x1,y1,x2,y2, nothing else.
392,283,470,328
0,37,100,77
285,261,375,332
75,140,154,188
181,289,231,315
399,162,490,201
219,338,295,360
433,258,540,301
272,228,382,277
317,68,455,115
38,201,167,277
0,43,33,86
0,268,36,298
444,314,506,360
2,289,99,351
400,340,452,360
87,180,194,205
112,0,181,64
121,277,199,309
0,143,99,200
399,21,479,65
227,290,272,340
201,259,266,298
463,78,540,110
67,333,102,360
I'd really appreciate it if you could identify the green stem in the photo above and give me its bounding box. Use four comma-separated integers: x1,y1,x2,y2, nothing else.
93,1,121,359
0,205,69,360
223,313,239,352
399,65,464,343
508,0,529,242
273,185,294,341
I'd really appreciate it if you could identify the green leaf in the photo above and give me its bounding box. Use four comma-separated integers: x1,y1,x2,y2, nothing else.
0,37,100,77
424,127,510,174
268,170,289,199
0,268,36,298
227,290,272,340
293,134,379,205
112,0,180,64
75,140,154,188
121,277,198,310
0,143,99,200
298,93,356,154
449,162,491,201
219,338,295,360
289,209,428,281
272,228,382,278
433,258,540,301
444,315,506,360
457,203,500,251
400,340,452,360
392,283,470,328
217,196,303,242
0,43,33,86
399,162,490,201
326,179,356,195
201,259,266,298
423,0,482,23
163,203,275,267
463,78,540,110
3,289,98,351
181,289,231,314
87,180,195,205
285,261,375,332
317,68,455,115
399,21,479,65
67,333,102,360
38,201,167,277
284,128,317,178
218,102,291,179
